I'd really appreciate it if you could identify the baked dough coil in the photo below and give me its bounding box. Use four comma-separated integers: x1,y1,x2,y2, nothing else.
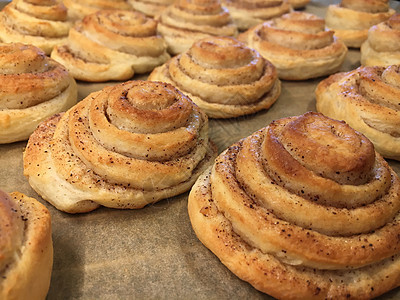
51,10,170,82
220,0,291,31
128,0,176,18
157,0,238,55
325,0,395,48
239,12,347,80
316,64,400,161
0,190,53,300
0,0,72,55
149,37,281,118
188,112,400,299
361,13,400,66
23,80,217,213
63,0,132,21
0,43,78,144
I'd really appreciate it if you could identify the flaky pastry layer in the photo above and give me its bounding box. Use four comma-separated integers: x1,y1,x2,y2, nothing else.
0,43,77,144
156,0,238,55
51,10,170,82
0,0,72,54
316,64,400,160
325,1,395,48
239,12,347,80
24,81,217,213
0,190,53,300
361,13,400,66
188,112,400,299
149,37,281,118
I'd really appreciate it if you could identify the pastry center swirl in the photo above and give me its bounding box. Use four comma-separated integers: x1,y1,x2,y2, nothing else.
278,113,375,185
0,43,70,109
105,81,193,134
258,12,334,50
95,11,157,37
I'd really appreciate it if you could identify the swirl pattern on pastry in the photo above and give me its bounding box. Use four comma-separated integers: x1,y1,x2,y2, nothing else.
188,112,400,299
0,190,53,300
325,0,395,48
156,0,238,55
63,0,132,21
0,43,77,144
128,0,176,17
0,0,72,54
149,37,281,118
316,65,400,161
361,13,400,66
23,80,217,213
51,10,170,82
239,12,348,80
220,0,291,31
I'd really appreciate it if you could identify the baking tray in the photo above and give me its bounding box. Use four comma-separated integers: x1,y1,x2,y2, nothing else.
1,1,400,299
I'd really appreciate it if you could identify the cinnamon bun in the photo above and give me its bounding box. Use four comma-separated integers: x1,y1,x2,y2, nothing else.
361,13,400,66
316,65,400,161
0,43,77,144
149,37,281,118
0,190,53,300
157,0,238,55
51,10,170,82
239,12,347,80
188,112,400,299
325,0,395,48
23,80,217,213
0,0,72,54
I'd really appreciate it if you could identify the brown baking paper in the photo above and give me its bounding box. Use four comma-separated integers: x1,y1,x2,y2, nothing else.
1,1,400,299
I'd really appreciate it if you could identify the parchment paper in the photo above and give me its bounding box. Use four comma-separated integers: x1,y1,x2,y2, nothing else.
0,1,399,299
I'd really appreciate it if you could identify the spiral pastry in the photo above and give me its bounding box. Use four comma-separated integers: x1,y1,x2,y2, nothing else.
0,189,53,300
188,112,400,299
23,80,217,213
128,0,176,18
51,10,170,82
63,0,132,21
149,37,281,118
157,0,238,55
0,43,77,144
316,65,400,161
361,13,400,66
220,0,291,31
0,0,72,55
325,0,395,48
239,12,347,80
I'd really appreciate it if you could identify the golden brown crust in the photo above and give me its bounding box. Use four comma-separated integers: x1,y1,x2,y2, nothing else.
188,112,400,299
0,190,53,300
0,43,77,144
63,0,132,20
361,13,400,66
221,0,291,31
149,37,281,118
239,12,348,80
51,10,170,82
316,65,400,161
23,81,217,213
325,1,395,48
156,0,238,55
0,0,72,54
128,0,176,17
